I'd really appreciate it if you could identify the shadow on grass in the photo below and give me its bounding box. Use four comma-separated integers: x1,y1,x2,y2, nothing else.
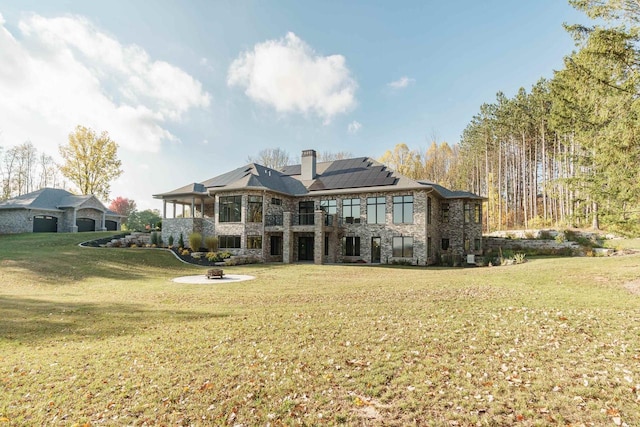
0,295,230,344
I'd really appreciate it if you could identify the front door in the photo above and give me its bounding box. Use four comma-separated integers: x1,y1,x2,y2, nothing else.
371,237,381,263
298,236,314,261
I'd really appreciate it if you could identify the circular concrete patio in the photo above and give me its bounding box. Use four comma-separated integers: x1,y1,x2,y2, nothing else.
172,274,256,284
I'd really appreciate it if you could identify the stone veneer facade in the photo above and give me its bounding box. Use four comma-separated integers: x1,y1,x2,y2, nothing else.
161,188,483,265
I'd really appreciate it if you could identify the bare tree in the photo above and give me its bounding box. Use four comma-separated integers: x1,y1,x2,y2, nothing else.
247,148,292,169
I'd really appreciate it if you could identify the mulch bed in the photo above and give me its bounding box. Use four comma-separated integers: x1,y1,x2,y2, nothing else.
170,248,222,267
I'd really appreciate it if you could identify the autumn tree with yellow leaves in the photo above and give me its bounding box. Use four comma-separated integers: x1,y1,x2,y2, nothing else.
59,125,123,201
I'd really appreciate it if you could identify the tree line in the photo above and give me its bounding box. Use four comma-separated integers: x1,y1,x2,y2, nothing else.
378,0,640,235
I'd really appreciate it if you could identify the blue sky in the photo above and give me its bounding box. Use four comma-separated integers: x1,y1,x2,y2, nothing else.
0,1,589,210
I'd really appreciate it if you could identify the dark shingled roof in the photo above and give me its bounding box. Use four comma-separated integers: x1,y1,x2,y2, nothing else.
0,188,117,213
155,154,484,200
419,181,485,200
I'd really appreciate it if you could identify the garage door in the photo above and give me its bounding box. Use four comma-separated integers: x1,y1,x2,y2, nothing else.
105,220,117,231
76,218,95,232
33,215,58,233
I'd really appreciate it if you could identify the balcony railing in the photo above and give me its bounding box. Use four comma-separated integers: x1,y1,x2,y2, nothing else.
265,214,283,226
293,213,315,226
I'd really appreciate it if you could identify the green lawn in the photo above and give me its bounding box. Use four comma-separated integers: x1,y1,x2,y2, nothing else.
1,232,639,426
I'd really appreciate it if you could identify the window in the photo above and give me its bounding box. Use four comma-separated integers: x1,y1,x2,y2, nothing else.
393,195,413,224
442,203,450,223
367,197,385,224
392,236,413,257
219,235,241,248
343,236,361,256
464,238,470,252
441,238,450,251
427,197,432,225
247,235,262,249
464,203,472,223
298,201,314,225
320,200,337,226
271,198,282,205
342,198,360,223
248,196,263,222
270,235,282,255
219,195,241,222
427,237,432,258
474,238,481,251
324,235,329,256
474,203,482,223
320,199,337,214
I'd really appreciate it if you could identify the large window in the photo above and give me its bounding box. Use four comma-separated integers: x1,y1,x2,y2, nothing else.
247,235,262,249
219,195,241,222
464,203,472,223
442,203,450,223
474,203,482,223
427,237,432,258
219,235,241,248
343,236,361,256
248,196,263,222
320,199,337,214
441,238,450,251
367,197,385,224
427,197,432,225
342,198,361,223
321,199,337,226
392,236,413,257
393,195,413,224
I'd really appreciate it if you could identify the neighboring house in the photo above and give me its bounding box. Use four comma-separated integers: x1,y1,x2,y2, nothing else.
154,149,485,265
0,188,122,234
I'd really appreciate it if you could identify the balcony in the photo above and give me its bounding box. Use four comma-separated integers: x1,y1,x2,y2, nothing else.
293,213,315,226
265,214,283,227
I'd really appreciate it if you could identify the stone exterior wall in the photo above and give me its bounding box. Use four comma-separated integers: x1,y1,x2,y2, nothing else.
159,188,483,264
483,237,581,254
0,209,34,233
76,208,107,231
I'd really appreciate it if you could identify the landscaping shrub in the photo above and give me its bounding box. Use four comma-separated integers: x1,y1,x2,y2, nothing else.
178,233,185,249
150,231,159,246
168,235,174,247
205,236,218,252
189,232,202,250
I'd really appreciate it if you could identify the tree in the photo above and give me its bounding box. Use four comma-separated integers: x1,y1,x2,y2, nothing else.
247,148,292,169
317,151,353,162
126,209,162,232
59,125,123,200
109,197,137,226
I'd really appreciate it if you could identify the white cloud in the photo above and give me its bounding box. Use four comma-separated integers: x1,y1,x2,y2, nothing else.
388,76,415,89
227,32,357,122
0,13,210,154
347,120,362,134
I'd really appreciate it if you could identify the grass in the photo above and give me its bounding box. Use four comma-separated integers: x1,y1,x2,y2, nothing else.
1,232,639,426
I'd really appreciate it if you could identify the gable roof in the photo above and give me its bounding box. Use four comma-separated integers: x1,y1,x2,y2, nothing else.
420,182,485,200
0,188,117,213
154,153,485,200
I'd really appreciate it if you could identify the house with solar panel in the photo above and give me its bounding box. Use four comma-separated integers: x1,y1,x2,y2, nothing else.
153,149,484,265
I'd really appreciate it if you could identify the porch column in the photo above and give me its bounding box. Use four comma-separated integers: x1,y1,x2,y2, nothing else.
71,208,78,233
283,212,292,264
191,197,195,218
100,211,106,231
172,202,176,219
314,210,324,265
163,200,167,219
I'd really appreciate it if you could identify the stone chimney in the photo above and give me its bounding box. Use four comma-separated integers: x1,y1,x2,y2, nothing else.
301,149,317,180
